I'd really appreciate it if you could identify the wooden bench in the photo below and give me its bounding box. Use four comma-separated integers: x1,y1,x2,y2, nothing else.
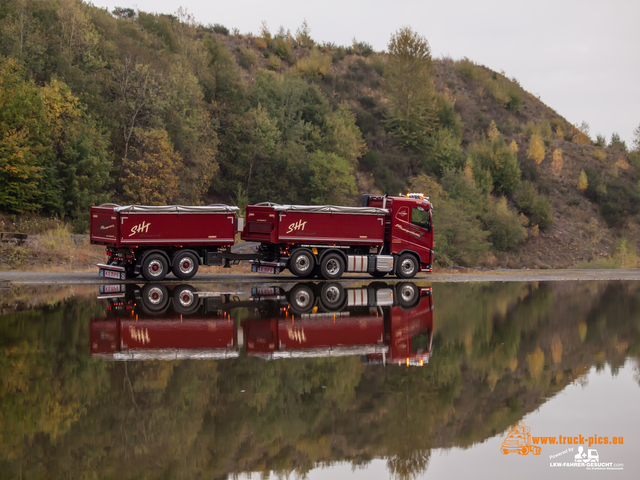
0,233,28,244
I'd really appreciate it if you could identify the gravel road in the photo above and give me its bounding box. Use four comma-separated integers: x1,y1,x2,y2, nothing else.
1,269,639,286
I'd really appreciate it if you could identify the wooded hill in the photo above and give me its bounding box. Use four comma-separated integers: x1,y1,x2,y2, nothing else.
1,1,639,268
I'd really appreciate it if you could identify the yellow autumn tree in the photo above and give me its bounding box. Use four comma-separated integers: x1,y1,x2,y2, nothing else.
527,347,545,380
509,140,519,154
577,169,588,191
551,148,563,175
527,133,545,164
123,129,180,205
487,120,499,142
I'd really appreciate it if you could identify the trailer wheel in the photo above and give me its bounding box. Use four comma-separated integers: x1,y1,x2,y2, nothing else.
396,253,418,279
173,284,199,314
319,253,345,280
173,251,199,280
289,284,315,314
396,282,420,309
142,253,169,281
320,282,346,311
141,284,170,312
289,249,315,277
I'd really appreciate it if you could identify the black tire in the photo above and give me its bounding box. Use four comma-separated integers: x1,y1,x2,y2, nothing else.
320,282,346,311
172,284,199,314
141,284,170,312
288,284,315,314
142,253,169,281
319,253,345,280
396,253,418,279
396,282,420,309
289,249,315,277
172,251,199,280
369,271,387,279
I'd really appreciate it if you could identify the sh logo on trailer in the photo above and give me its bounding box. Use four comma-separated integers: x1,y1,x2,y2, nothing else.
286,219,307,234
129,221,151,237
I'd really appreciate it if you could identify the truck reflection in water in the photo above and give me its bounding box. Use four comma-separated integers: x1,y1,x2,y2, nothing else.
91,281,433,366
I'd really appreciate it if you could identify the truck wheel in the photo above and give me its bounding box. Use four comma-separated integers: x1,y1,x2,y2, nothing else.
396,282,420,309
396,253,418,279
320,282,346,311
141,284,169,312
142,253,169,281
289,284,315,314
320,253,345,280
289,249,315,277
173,285,199,314
172,251,199,280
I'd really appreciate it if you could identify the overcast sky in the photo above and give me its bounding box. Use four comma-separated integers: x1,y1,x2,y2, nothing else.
93,0,639,145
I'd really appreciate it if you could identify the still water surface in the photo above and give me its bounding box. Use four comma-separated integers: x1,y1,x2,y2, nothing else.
1,279,639,479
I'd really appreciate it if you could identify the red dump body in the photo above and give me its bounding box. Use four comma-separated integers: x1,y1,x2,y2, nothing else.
243,315,385,357
90,204,238,248
241,204,387,246
91,318,237,358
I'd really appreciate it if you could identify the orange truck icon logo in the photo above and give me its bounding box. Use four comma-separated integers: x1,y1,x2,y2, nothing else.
501,422,541,455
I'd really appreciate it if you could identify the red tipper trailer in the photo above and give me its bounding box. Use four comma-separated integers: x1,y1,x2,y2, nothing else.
90,192,433,281
241,194,433,279
90,204,241,281
91,318,238,360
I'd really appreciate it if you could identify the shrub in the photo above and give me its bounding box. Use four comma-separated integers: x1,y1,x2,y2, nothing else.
295,49,332,78
515,181,553,229
238,47,258,69
595,134,606,147
593,148,606,161
484,197,527,251
254,37,268,50
212,23,229,35
267,56,281,71
468,136,521,194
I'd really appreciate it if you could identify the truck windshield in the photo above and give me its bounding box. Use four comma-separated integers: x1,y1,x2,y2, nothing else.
411,207,430,231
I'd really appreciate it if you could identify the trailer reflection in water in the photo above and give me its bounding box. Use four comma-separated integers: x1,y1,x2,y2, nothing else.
91,281,433,366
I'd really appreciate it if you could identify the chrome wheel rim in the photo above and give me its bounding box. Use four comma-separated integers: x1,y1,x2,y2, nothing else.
147,287,164,305
295,254,311,273
325,285,341,303
399,284,416,303
294,289,311,308
178,256,194,275
400,258,415,276
326,258,340,276
178,290,195,307
147,259,164,277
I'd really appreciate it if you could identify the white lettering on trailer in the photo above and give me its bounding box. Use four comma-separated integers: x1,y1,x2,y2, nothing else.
129,221,151,237
286,219,308,234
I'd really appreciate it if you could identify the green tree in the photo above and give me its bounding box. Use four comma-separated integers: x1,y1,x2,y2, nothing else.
468,136,521,194
308,151,357,205
323,102,366,166
384,27,436,153
122,129,180,204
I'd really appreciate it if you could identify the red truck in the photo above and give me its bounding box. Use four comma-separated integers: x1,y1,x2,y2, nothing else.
90,194,433,281
90,281,433,366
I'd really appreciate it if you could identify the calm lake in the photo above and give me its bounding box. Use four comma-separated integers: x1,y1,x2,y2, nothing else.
1,279,638,479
